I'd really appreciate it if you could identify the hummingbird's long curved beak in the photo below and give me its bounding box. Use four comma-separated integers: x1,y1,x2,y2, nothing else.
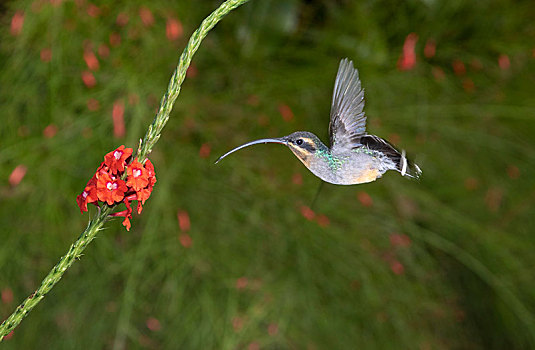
215,138,287,164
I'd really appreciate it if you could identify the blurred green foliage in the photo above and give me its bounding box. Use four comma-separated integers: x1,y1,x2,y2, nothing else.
1,0,535,348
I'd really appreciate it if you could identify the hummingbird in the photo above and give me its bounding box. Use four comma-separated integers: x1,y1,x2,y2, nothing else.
216,58,421,185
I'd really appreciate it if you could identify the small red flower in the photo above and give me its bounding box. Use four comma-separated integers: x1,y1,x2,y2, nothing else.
76,176,98,213
127,159,149,191
96,170,127,205
104,145,132,174
144,159,157,187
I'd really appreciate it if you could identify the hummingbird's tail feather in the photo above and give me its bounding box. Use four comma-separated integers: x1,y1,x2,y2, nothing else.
359,135,421,180
398,149,422,179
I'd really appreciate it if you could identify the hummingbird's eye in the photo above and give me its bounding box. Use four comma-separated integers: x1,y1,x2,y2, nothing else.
295,139,304,146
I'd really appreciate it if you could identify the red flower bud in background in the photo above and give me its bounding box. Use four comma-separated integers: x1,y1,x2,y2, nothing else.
397,33,418,71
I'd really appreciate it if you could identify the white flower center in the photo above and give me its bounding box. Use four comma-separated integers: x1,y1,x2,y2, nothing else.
113,150,122,160
133,169,141,178
107,181,117,191
82,191,88,199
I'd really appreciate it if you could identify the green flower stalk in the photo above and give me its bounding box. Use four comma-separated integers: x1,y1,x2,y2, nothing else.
0,0,251,341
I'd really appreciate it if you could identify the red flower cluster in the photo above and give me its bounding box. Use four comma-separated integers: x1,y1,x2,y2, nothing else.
76,145,156,230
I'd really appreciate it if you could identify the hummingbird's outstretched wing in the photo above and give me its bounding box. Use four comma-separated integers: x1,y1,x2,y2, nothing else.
329,58,367,152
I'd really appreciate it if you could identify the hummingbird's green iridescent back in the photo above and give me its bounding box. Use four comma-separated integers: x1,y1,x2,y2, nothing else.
216,58,422,185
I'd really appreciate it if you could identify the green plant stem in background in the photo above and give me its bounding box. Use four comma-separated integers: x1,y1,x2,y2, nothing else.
0,0,251,341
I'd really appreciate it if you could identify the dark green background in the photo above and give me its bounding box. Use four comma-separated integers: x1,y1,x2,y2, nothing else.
1,0,535,348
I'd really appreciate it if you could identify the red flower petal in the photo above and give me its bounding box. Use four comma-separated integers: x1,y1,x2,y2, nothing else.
76,192,89,213
127,159,149,191
136,186,152,205
122,216,131,231
96,170,127,205
144,159,156,186
104,145,132,174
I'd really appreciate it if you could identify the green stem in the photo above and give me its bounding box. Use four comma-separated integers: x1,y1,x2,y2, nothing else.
0,0,251,341
0,206,111,340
